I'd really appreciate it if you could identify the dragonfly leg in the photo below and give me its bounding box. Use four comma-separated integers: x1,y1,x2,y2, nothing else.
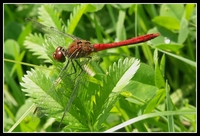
69,60,82,82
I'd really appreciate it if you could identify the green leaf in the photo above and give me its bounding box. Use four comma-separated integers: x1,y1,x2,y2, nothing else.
105,110,195,132
165,80,175,132
54,4,79,12
160,54,166,77
92,58,140,131
54,4,105,13
65,4,89,34
152,16,180,31
160,4,184,21
38,4,62,29
4,22,23,40
132,63,155,86
153,43,184,52
111,4,133,10
24,33,49,62
155,60,165,89
141,44,154,66
154,48,196,68
4,39,20,57
4,39,25,82
112,58,140,93
185,4,195,21
116,10,126,41
16,100,40,132
137,4,152,32
178,17,189,44
4,62,25,106
124,80,158,105
21,58,141,132
85,4,105,12
121,62,159,112
143,88,165,114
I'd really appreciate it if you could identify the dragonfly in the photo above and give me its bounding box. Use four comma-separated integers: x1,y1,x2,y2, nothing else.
25,18,160,128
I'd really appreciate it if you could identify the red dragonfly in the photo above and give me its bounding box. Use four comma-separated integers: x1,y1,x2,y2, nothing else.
25,18,160,128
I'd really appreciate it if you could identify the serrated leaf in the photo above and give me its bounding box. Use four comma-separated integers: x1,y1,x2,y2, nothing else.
24,33,50,62
63,123,89,132
65,4,89,34
38,4,62,29
21,60,90,128
93,58,140,130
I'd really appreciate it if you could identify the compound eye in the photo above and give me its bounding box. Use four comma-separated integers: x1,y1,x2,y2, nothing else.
52,46,66,62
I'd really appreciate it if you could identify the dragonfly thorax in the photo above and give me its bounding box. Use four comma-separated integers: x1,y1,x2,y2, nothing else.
65,40,95,59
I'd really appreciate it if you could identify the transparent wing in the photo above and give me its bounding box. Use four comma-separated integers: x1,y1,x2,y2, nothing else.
32,59,77,121
26,18,91,127
32,59,90,127
25,18,82,41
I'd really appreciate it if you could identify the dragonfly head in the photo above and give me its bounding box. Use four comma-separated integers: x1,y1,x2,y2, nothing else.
53,46,66,62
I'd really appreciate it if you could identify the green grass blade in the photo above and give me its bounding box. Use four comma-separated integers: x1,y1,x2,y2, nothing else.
104,110,196,132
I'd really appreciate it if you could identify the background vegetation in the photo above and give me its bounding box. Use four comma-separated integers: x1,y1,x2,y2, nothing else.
4,4,196,132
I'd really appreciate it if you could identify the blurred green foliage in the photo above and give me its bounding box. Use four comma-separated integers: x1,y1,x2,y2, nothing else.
4,4,196,132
